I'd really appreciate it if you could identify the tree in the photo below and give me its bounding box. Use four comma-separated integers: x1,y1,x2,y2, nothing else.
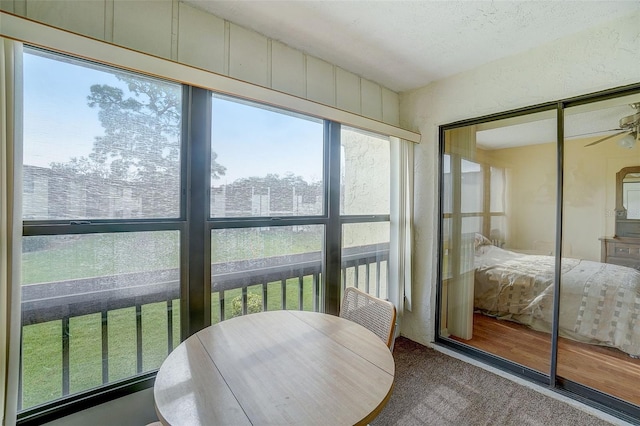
51,75,226,216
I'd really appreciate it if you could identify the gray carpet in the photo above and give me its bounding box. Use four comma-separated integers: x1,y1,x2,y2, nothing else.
371,337,617,426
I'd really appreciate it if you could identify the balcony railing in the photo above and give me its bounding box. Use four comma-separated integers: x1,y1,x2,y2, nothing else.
19,243,389,410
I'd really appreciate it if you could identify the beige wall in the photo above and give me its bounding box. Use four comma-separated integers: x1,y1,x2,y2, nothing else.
486,142,559,253
564,137,640,260
401,11,640,346
0,0,400,126
484,137,640,262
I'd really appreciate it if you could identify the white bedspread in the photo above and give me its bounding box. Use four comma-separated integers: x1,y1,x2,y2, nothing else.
474,244,640,357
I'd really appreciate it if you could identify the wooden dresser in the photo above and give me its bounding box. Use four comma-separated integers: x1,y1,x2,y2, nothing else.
600,236,640,270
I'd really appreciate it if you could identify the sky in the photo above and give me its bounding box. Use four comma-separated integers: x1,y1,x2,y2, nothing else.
23,49,324,185
23,50,112,167
212,96,323,184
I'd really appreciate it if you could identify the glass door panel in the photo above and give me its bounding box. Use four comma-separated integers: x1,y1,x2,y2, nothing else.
440,110,557,375
560,94,640,407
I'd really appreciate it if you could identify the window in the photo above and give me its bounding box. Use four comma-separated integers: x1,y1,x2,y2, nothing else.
17,47,404,423
21,48,184,415
23,51,182,221
340,126,390,216
209,95,329,324
440,154,507,286
21,232,180,408
210,95,324,218
340,127,391,299
211,226,324,321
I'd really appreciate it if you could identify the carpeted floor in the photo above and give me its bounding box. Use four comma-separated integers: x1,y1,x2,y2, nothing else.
371,337,619,426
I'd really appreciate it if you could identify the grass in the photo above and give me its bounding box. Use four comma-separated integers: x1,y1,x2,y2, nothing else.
22,227,321,283
22,232,180,284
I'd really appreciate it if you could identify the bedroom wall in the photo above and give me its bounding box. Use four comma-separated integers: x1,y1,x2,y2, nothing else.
484,142,558,254
484,137,640,262
400,11,640,346
0,0,400,126
564,137,640,260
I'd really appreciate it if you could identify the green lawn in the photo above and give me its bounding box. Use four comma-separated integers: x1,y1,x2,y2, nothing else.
21,232,180,284
22,228,321,283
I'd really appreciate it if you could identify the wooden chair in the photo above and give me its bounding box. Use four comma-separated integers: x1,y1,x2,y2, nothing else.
340,286,397,349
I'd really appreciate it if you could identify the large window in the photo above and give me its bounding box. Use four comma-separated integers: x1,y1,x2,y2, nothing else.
18,47,399,423
21,49,184,416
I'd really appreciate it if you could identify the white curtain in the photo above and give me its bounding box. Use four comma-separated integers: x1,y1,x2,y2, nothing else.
1,37,23,426
390,138,414,339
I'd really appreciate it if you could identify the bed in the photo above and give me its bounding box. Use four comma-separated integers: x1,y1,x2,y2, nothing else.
473,234,640,358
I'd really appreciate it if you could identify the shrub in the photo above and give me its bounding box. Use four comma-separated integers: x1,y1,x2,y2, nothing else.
230,292,263,317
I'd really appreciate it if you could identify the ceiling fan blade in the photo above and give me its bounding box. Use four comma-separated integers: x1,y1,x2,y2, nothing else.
567,128,622,139
584,131,628,147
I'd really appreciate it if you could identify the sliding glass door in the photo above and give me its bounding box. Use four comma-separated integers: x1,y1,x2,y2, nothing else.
559,94,640,410
438,84,640,421
440,111,558,377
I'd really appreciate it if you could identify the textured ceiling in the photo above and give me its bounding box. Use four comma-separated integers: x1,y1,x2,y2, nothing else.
184,1,639,93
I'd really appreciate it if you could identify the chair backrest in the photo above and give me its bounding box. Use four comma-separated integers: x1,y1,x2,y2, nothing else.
339,286,397,349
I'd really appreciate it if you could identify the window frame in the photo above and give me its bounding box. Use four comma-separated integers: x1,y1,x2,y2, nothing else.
18,48,190,425
16,47,393,425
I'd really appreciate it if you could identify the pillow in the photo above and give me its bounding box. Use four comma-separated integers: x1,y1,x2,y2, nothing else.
474,233,492,249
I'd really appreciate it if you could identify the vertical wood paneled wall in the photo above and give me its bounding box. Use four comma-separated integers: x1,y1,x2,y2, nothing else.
0,0,400,125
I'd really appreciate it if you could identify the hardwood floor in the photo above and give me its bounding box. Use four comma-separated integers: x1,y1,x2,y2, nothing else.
450,313,640,406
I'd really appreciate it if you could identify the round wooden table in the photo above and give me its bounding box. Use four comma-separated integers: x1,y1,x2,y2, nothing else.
154,310,395,425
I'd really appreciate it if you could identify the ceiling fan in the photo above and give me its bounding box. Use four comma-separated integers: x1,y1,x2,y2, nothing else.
584,103,640,148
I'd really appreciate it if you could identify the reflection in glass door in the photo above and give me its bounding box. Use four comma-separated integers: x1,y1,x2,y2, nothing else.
440,110,558,375
560,95,640,408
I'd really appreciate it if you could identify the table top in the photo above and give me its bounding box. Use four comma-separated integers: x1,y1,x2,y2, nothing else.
154,310,395,426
